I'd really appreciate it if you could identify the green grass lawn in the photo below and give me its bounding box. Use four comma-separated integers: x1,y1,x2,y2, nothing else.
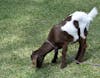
0,0,100,78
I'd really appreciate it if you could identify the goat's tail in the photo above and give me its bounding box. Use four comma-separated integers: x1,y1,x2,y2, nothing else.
88,7,98,20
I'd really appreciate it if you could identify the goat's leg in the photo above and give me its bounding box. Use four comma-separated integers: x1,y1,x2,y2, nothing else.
52,47,58,63
75,38,87,63
60,42,68,68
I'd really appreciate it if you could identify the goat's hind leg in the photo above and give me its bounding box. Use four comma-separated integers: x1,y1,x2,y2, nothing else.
75,38,87,64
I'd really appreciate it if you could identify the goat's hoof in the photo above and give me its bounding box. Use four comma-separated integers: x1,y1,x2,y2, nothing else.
51,59,57,63
60,64,67,69
75,60,82,64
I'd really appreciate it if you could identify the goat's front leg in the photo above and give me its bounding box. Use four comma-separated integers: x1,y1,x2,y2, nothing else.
75,38,87,63
52,47,58,63
61,42,68,68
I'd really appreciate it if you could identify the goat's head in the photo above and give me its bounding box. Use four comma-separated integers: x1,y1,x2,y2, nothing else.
31,50,44,68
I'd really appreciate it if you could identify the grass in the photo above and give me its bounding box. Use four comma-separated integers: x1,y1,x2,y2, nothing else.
0,0,100,78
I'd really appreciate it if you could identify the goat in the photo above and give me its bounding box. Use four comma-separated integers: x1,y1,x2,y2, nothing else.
31,7,98,68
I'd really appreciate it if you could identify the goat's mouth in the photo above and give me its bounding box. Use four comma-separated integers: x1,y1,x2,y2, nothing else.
32,59,37,67
31,54,44,68
31,55,37,67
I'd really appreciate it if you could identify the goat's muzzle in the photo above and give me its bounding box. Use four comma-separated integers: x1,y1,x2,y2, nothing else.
31,54,38,67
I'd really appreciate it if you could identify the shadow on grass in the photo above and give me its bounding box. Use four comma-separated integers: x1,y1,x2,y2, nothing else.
0,46,97,78
35,47,95,68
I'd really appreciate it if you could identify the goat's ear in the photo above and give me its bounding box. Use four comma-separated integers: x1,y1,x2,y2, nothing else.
32,50,36,55
31,50,38,60
36,56,44,68
31,51,35,60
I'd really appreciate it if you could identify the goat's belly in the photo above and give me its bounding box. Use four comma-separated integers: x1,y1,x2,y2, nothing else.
72,33,79,42
66,31,79,42
63,30,79,42
61,24,79,42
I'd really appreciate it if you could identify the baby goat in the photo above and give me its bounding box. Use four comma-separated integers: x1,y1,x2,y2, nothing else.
31,7,98,68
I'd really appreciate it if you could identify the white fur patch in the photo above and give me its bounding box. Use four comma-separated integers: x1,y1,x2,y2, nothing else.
61,21,79,41
61,7,98,42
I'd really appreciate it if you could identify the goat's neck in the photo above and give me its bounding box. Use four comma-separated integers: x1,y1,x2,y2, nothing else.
38,42,54,56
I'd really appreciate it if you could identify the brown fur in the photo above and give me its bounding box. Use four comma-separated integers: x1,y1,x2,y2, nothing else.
31,16,88,68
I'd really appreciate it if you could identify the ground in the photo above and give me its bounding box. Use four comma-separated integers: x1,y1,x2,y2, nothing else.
0,0,100,78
